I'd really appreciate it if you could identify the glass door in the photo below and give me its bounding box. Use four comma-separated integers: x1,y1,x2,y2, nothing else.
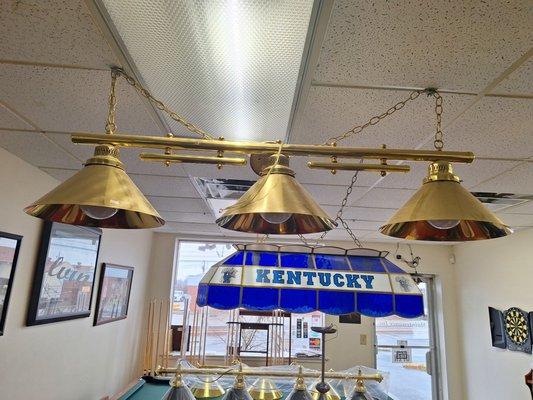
375,276,440,400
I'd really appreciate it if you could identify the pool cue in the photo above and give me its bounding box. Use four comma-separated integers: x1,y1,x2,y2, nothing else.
152,299,163,376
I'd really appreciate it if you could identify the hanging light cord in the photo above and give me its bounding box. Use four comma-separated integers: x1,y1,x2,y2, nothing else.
108,67,215,140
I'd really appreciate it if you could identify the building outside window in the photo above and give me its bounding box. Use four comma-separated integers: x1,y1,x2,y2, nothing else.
172,241,323,357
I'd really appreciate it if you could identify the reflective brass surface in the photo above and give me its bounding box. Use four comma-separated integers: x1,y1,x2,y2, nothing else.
216,155,336,234
307,161,410,173
190,378,226,398
380,161,512,241
249,378,283,400
140,153,247,166
308,381,340,400
24,145,164,229
71,133,475,163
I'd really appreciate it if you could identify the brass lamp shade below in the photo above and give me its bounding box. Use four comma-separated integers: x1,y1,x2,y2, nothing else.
216,155,336,234
24,145,164,229
190,377,226,398
248,378,283,400
380,161,512,241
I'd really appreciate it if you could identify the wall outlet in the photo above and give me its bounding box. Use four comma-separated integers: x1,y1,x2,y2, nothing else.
360,334,367,345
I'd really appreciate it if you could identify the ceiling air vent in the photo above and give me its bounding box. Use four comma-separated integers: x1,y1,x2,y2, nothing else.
193,177,255,218
471,192,533,212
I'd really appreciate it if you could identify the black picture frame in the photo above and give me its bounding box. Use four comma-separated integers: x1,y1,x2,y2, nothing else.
27,222,102,326
94,263,134,326
488,307,506,349
0,231,23,336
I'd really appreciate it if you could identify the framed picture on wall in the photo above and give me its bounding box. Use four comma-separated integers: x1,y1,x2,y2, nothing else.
94,263,134,326
0,232,23,336
27,222,102,326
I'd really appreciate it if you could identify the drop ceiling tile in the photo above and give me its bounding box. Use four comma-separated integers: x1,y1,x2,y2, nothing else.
315,0,532,91
156,221,220,235
0,106,34,130
39,167,77,181
0,65,161,134
353,187,416,209
147,196,210,214
45,132,189,177
0,131,80,169
130,174,198,198
0,0,117,68
321,206,395,222
291,86,474,149
491,58,533,96
470,162,533,193
305,183,368,206
159,211,215,224
502,201,533,214
442,97,533,159
183,162,258,182
496,213,533,227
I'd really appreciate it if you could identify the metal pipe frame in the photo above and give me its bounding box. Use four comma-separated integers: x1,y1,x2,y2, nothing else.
307,161,411,172
155,366,383,382
71,133,475,163
140,153,247,166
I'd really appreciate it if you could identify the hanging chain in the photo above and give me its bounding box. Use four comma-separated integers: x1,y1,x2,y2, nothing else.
105,69,118,135
299,164,363,248
431,91,444,150
324,90,423,146
110,67,214,140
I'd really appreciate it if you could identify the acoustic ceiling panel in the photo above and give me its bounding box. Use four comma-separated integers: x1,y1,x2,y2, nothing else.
0,106,34,130
100,0,314,141
314,0,533,91
0,0,117,68
490,58,533,96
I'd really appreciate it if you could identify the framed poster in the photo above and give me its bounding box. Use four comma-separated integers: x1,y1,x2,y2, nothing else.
27,222,101,326
94,263,134,326
0,232,22,336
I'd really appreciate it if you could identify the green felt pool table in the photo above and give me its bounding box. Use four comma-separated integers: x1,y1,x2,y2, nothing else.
116,377,392,400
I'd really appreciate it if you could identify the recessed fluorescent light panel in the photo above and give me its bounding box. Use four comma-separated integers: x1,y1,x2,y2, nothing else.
100,0,314,141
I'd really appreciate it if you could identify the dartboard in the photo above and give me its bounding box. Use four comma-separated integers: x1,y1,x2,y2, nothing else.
505,308,529,345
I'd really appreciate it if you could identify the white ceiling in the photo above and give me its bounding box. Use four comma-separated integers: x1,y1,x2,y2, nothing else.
0,0,532,244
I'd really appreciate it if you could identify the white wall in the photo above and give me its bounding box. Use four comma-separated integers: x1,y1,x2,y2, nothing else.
149,234,462,400
0,147,154,400
454,229,533,399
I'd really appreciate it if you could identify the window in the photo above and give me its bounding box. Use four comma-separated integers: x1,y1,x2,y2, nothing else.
172,241,324,357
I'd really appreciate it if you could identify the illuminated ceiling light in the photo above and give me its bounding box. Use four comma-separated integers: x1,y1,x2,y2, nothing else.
216,154,336,234
24,70,164,229
24,144,164,229
380,161,512,241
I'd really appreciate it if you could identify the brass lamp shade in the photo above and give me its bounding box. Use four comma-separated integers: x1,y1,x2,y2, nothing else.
24,145,164,229
190,377,226,398
308,381,340,400
216,155,336,234
249,378,283,400
380,161,512,241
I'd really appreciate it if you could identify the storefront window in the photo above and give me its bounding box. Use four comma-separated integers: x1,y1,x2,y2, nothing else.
172,241,324,356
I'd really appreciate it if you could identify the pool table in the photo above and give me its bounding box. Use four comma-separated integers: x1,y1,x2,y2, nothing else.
114,376,393,400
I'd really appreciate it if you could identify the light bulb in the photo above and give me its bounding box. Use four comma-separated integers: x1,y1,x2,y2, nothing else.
427,220,460,230
81,205,118,220
260,212,292,224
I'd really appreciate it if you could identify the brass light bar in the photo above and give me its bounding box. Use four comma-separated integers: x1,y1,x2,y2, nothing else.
71,133,475,163
307,161,410,173
140,153,247,166
155,367,383,383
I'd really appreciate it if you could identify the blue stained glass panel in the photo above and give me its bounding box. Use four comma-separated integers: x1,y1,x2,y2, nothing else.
394,294,425,318
196,284,209,306
241,287,279,310
381,259,407,273
315,254,350,270
204,285,241,309
318,291,355,315
280,252,312,268
223,251,244,266
280,289,316,313
348,256,386,272
357,292,393,317
245,251,278,266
